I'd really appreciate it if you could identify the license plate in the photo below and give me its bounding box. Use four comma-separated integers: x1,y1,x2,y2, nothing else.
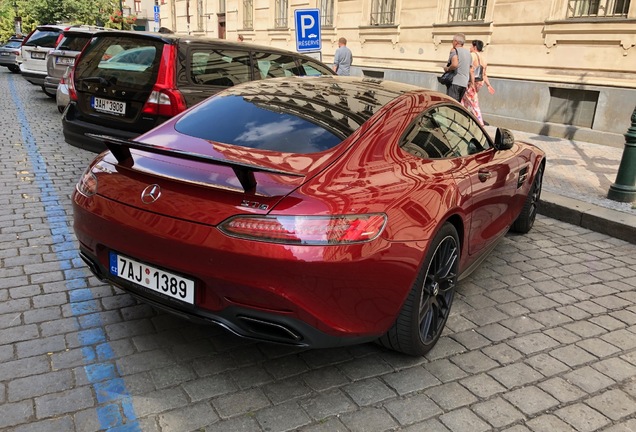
0,53,9,56
109,252,195,304
31,51,46,59
92,97,126,116
56,57,75,66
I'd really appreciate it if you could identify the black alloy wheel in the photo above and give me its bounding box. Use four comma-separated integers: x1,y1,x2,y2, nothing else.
418,232,458,347
379,222,459,356
511,163,544,233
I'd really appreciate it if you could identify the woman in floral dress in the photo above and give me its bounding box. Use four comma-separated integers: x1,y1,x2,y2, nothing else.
462,40,495,126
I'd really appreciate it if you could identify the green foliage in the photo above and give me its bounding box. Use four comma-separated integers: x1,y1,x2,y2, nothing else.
0,0,124,42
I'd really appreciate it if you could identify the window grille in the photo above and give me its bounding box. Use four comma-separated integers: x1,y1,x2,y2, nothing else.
321,0,334,26
275,0,288,28
448,0,487,22
243,0,253,29
567,0,630,17
370,0,396,25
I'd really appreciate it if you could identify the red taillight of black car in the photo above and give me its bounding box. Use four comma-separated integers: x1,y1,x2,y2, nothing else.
141,44,187,117
67,68,77,101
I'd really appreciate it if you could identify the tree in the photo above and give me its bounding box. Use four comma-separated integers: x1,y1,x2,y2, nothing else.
0,0,123,41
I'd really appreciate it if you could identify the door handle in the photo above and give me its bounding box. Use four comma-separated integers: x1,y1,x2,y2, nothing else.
478,170,492,182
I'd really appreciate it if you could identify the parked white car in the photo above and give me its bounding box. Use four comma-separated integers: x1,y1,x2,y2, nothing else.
45,26,105,100
20,24,66,97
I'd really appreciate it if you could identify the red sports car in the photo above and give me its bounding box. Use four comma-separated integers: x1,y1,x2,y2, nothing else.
73,76,545,356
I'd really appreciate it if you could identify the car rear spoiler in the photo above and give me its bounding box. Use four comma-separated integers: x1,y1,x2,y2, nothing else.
87,133,304,194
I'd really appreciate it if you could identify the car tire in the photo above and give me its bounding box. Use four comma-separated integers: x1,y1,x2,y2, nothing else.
378,222,459,356
8,65,20,73
511,163,544,234
42,86,56,99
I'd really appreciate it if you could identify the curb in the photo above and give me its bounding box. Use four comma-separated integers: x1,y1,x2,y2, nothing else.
539,191,636,244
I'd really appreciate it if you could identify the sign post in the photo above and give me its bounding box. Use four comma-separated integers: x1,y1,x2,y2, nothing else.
153,5,160,32
294,9,321,58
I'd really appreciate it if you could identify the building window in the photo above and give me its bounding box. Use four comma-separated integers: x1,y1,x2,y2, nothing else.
567,0,630,17
321,0,334,26
243,0,253,29
370,0,396,25
134,0,141,13
219,0,226,13
448,0,487,22
275,0,288,28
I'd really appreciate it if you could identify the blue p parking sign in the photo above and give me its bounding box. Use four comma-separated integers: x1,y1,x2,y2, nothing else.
294,9,321,53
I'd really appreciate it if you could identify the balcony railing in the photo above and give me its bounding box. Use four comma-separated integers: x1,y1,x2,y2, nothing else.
567,0,630,17
370,11,395,25
448,0,488,22
370,0,396,25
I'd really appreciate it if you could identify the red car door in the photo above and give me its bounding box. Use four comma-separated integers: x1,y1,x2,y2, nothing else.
425,105,520,256
464,148,519,255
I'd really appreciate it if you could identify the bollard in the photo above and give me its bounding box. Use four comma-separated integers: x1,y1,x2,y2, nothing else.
608,106,636,203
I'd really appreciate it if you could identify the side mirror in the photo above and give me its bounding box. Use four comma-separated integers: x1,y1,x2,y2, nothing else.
494,128,515,151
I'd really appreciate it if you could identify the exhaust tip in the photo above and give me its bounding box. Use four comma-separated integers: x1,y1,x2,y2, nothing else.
237,316,303,342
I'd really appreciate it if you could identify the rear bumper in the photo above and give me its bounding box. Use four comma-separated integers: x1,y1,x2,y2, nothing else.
72,192,420,347
0,57,19,68
19,68,46,86
62,103,141,152
79,248,377,349
44,76,60,93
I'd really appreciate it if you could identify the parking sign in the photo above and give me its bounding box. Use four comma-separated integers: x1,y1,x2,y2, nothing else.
294,9,321,53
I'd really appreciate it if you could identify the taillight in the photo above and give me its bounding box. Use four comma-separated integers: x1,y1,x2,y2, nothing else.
76,168,98,197
219,214,387,245
68,68,77,101
55,32,65,48
141,44,186,117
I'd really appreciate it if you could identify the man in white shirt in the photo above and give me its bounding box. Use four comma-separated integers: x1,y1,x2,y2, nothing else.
332,37,353,76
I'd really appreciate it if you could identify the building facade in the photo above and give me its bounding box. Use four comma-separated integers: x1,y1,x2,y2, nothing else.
159,0,636,146
121,0,160,31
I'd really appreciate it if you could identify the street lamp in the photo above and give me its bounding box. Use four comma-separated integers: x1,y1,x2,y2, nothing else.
13,0,22,36
607,106,636,203
119,0,124,30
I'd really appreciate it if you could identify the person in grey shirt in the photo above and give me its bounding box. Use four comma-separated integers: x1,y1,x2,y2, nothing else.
443,33,472,102
332,37,353,76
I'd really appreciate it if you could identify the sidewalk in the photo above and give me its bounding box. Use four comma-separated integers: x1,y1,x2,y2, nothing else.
485,126,636,244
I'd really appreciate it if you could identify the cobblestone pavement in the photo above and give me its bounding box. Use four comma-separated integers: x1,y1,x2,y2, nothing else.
1,70,636,432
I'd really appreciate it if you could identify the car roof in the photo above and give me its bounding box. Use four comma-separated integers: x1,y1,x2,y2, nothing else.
34,24,68,31
89,30,329,57
211,76,425,136
62,25,108,35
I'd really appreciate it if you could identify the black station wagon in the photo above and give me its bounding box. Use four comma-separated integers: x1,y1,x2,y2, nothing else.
62,31,334,152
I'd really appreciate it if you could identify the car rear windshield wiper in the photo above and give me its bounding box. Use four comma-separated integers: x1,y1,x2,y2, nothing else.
78,76,110,86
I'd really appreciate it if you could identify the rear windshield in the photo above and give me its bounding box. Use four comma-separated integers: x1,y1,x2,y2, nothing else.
5,40,22,48
24,29,62,48
57,33,92,51
74,36,164,90
175,94,345,154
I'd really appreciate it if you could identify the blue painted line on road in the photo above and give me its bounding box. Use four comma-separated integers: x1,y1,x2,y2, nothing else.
8,75,140,431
